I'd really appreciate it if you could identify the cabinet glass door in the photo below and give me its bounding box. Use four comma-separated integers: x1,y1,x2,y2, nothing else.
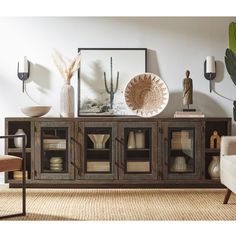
119,122,157,180
125,128,151,173
162,122,201,180
77,122,117,180
41,127,68,174
168,128,195,173
85,127,112,174
35,122,74,180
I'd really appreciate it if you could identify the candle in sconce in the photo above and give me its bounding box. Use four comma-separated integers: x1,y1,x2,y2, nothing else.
18,56,28,73
206,56,216,73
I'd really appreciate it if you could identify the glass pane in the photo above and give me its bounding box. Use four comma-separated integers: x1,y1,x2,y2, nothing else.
41,127,68,173
168,128,195,173
125,128,151,173
85,127,112,173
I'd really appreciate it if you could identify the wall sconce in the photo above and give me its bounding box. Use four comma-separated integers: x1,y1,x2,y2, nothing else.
204,56,216,92
17,56,30,92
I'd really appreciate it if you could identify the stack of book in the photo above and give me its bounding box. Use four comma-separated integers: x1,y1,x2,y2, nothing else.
174,111,205,118
13,171,28,180
171,131,192,150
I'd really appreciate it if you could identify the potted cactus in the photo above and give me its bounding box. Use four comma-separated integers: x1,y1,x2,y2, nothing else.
225,22,236,120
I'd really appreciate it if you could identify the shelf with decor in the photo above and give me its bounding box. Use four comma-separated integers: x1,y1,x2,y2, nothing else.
204,118,231,181
5,119,34,183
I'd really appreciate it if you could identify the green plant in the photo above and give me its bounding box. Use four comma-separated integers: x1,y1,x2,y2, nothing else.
225,48,236,85
229,22,236,54
225,22,236,121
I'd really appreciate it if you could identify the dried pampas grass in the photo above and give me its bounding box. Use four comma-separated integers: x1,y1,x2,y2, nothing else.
52,49,81,80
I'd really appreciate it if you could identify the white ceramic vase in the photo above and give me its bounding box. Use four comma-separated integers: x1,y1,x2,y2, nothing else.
208,156,220,179
128,131,136,149
173,156,187,171
135,130,145,149
60,80,74,117
88,134,110,149
14,129,27,148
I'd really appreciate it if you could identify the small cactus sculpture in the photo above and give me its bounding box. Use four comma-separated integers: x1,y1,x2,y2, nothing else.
103,57,119,110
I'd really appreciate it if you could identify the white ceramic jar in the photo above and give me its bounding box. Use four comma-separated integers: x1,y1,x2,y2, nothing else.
14,129,27,148
135,130,145,149
208,156,220,179
128,131,136,149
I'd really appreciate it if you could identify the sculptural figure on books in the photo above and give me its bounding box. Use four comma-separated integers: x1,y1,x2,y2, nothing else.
183,70,194,111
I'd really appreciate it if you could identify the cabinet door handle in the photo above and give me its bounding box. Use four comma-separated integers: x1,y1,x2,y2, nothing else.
164,138,168,165
71,161,81,176
115,137,124,145
115,161,124,170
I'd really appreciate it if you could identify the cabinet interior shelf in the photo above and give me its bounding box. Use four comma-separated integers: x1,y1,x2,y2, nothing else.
42,170,67,173
87,159,110,162
8,148,31,153
205,148,220,153
43,149,66,151
126,158,150,161
87,148,110,151
127,148,150,151
171,149,192,151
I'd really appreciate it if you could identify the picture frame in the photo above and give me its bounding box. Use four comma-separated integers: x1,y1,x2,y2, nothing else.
76,48,147,116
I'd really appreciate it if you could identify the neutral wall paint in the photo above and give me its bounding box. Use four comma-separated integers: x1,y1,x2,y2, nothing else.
0,17,235,181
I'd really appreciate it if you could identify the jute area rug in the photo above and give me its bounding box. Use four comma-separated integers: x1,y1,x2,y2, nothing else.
0,188,236,220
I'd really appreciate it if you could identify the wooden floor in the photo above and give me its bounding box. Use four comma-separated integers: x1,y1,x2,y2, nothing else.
0,188,236,220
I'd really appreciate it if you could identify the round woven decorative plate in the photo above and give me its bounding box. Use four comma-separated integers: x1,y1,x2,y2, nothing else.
124,73,169,117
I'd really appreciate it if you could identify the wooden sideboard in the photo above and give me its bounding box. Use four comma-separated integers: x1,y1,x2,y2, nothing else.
4,117,231,188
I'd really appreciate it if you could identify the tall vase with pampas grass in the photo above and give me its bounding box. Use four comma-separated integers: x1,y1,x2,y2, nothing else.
52,50,81,117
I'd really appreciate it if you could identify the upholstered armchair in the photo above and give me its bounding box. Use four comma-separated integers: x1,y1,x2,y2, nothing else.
0,135,26,219
220,136,236,204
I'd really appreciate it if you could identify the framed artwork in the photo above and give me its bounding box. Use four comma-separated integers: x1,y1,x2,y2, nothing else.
76,48,147,116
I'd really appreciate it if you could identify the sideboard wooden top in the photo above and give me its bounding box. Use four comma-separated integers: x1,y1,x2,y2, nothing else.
5,116,232,122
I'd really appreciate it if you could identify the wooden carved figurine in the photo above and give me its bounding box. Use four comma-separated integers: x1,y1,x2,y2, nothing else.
183,70,193,109
210,130,221,149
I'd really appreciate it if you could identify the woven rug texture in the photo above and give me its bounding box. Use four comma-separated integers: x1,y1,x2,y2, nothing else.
0,188,236,220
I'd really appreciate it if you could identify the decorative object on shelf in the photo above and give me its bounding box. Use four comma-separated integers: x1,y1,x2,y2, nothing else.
210,130,221,149
88,134,110,149
14,170,28,180
52,49,81,117
43,139,66,149
78,48,147,116
174,111,205,118
124,73,169,117
60,79,75,117
183,70,195,111
21,105,51,117
135,130,145,149
104,57,119,111
127,161,150,172
173,156,187,172
50,157,63,171
87,161,110,172
171,131,192,150
208,156,220,179
17,56,30,93
128,131,136,149
14,129,27,148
